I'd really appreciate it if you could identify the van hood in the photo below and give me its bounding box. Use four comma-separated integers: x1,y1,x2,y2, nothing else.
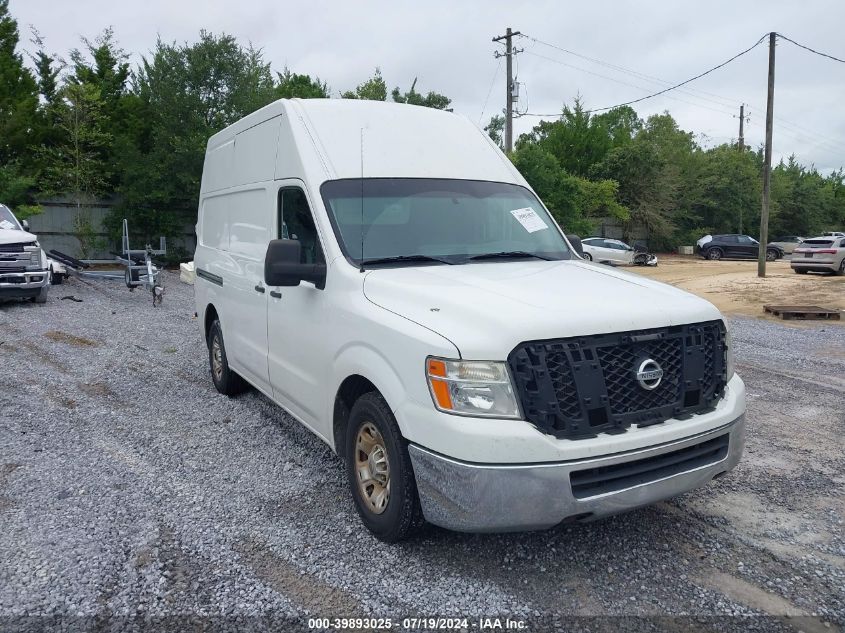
362,260,723,359
0,228,37,246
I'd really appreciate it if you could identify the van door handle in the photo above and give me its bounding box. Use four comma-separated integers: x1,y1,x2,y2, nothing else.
254,285,265,293
269,290,282,299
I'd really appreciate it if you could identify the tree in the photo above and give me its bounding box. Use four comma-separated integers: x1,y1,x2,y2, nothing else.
0,163,38,218
69,28,130,112
39,82,112,203
485,115,504,150
28,28,61,106
0,0,38,165
592,106,641,147
342,68,388,101
511,143,627,235
113,31,277,245
275,68,330,98
391,78,451,109
516,98,613,177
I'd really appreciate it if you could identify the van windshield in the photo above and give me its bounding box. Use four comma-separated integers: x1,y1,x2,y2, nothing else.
320,179,571,266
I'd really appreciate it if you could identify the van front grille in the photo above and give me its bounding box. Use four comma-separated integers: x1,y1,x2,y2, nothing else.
507,321,727,439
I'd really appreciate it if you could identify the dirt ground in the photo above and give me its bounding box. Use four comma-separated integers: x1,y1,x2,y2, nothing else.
630,256,844,322
1,272,844,631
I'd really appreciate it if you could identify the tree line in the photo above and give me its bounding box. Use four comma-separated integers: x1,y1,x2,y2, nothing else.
1,1,842,256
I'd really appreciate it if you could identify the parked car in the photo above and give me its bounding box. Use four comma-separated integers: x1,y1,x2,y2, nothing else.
696,234,783,261
791,236,845,275
820,231,845,238
769,235,805,255
194,99,745,542
580,238,657,266
0,203,50,303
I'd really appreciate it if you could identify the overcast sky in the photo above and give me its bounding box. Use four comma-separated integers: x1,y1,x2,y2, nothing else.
11,0,845,172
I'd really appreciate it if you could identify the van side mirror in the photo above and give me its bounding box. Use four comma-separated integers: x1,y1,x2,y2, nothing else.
21,219,29,231
264,239,326,289
566,234,584,257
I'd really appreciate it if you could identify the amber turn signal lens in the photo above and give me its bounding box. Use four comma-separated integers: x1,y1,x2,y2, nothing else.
427,358,446,377
429,378,453,409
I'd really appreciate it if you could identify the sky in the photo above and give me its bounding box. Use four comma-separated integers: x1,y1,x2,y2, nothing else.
10,0,845,172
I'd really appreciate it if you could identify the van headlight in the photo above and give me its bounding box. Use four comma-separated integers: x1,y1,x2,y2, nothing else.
725,328,735,381
426,357,521,418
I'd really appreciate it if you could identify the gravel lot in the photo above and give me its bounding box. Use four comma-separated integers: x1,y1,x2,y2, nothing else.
1,273,843,632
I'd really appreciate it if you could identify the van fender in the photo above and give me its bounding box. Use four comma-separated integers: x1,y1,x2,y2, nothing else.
331,343,413,436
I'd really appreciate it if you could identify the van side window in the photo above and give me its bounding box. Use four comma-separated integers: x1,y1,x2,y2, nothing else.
279,188,325,264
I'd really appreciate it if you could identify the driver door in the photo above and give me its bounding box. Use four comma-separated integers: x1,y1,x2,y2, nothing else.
266,182,332,437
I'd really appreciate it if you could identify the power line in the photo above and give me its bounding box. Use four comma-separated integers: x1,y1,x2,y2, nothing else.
519,33,769,118
776,33,845,64
521,34,742,110
520,50,738,118
478,57,502,125
517,32,845,151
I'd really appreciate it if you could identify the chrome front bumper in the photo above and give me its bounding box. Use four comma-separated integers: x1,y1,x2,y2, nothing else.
0,269,49,289
409,414,745,532
0,270,49,298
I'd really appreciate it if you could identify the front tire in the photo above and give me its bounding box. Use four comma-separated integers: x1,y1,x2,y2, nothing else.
707,248,723,261
582,252,593,261
207,320,247,396
795,268,808,274
345,392,424,543
32,285,48,304
766,249,778,262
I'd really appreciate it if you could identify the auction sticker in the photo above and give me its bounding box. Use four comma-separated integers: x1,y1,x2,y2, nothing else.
509,207,548,233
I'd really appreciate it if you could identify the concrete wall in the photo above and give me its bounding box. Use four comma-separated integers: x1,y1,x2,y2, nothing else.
26,198,196,260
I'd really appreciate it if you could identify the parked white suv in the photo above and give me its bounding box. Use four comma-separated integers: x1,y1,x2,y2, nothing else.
194,100,745,542
0,203,50,303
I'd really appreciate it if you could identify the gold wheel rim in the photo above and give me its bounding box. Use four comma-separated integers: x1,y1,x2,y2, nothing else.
355,422,390,515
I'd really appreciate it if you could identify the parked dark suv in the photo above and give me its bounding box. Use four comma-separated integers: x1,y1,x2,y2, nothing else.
696,234,784,261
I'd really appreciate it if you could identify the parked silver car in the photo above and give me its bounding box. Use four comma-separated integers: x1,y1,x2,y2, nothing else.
580,238,657,266
791,236,845,275
769,235,805,254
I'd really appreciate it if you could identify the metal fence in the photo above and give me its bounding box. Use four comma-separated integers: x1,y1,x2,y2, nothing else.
26,198,196,260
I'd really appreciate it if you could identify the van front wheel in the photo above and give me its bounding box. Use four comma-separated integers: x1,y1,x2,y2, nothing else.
208,320,247,396
345,392,424,542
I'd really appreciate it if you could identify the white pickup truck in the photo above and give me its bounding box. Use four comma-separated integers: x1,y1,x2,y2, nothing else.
194,100,746,542
0,204,51,303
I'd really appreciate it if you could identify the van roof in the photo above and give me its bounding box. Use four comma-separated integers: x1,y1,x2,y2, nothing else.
205,98,524,185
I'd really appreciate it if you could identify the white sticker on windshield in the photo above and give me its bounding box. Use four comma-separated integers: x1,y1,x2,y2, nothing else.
0,220,14,230
510,207,548,233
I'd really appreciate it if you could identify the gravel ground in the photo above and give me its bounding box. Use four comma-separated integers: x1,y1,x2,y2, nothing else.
0,273,843,633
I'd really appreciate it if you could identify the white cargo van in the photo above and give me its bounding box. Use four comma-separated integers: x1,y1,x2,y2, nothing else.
194,99,745,542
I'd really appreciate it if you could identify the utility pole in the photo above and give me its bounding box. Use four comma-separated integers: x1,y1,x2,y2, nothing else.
758,32,776,278
737,104,745,234
493,27,521,153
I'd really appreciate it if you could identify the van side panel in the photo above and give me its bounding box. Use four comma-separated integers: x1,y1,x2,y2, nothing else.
201,138,235,194
229,188,271,259
234,117,280,185
200,195,230,251
274,112,311,182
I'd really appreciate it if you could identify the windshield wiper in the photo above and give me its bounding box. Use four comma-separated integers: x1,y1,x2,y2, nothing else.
466,251,554,262
360,254,455,268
